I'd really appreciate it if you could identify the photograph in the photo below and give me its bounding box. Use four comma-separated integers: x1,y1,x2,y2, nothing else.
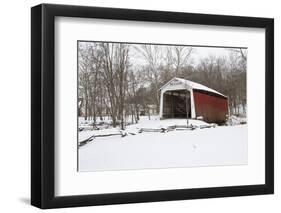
77,41,248,172
30,3,274,209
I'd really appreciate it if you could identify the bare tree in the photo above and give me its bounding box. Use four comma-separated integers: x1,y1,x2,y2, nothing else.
78,43,93,120
135,45,163,111
98,43,131,128
115,44,130,129
99,43,118,126
172,46,193,76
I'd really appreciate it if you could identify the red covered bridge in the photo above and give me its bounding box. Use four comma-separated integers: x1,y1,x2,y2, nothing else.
159,77,228,124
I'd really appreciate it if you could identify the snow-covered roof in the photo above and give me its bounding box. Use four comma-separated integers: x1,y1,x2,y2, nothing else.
160,77,227,98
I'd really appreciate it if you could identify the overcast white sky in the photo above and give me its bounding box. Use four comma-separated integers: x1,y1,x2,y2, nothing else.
193,46,232,61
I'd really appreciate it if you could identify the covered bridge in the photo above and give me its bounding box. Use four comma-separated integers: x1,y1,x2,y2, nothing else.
159,77,228,124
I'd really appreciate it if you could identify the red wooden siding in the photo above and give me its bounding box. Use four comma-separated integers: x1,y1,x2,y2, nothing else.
193,90,228,124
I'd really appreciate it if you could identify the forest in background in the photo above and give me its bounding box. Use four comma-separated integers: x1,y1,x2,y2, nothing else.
78,42,247,129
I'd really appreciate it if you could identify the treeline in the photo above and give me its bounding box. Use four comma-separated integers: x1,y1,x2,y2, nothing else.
78,42,247,128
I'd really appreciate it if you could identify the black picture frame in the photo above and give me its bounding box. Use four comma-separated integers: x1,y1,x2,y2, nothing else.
31,3,274,209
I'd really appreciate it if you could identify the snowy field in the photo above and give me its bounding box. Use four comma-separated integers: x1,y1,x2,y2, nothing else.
78,117,247,172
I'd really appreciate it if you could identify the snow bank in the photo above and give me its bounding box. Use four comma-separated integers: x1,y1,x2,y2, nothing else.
78,124,247,172
78,118,214,144
227,115,247,125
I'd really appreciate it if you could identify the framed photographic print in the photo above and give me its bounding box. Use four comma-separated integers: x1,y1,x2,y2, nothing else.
31,3,274,209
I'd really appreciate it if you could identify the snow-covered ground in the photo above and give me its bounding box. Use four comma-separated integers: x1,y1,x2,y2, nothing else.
78,117,247,172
